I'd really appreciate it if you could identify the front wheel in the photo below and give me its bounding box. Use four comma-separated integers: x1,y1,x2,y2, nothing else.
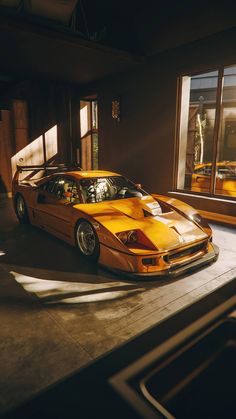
15,194,29,224
75,220,100,261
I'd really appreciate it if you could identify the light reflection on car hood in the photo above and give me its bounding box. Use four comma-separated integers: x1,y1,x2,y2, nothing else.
74,196,208,251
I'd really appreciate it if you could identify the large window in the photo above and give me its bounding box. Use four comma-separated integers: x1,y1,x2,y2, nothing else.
177,66,236,199
80,99,98,170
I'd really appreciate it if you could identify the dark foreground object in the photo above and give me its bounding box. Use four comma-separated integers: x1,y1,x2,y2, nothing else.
3,278,236,419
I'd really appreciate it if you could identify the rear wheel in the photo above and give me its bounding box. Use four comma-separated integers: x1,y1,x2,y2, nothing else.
75,220,100,261
15,194,29,224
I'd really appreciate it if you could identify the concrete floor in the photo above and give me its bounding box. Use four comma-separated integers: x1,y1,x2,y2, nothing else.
0,197,236,414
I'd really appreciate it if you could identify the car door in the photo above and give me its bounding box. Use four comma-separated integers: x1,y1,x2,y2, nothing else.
35,176,81,242
32,177,58,228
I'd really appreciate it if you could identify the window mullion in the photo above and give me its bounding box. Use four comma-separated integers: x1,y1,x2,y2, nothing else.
42,133,47,164
210,67,224,195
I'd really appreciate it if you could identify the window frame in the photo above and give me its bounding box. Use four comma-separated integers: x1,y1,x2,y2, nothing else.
175,65,236,202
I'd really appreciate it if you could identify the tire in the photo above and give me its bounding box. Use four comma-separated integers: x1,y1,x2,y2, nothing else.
15,194,29,224
75,219,100,261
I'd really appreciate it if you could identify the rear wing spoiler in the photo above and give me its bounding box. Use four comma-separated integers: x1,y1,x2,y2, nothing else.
16,163,82,173
13,163,82,185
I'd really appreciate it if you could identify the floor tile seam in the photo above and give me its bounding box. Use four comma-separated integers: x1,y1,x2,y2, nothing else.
91,265,236,334
0,263,93,360
109,267,236,335
36,307,94,360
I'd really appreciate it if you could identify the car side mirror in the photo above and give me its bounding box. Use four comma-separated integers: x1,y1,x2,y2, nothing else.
135,183,142,189
37,193,46,204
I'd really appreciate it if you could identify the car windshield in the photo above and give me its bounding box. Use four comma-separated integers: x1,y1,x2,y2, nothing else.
194,164,236,178
80,176,148,203
217,166,236,178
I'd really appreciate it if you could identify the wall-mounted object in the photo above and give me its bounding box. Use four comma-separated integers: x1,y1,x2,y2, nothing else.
112,98,121,123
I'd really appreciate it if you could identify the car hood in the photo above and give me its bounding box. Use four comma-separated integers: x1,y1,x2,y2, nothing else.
75,196,208,251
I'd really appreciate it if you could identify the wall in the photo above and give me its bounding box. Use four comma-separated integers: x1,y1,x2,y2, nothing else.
132,0,236,55
0,110,14,194
95,62,177,193
88,27,236,214
2,25,236,217
25,81,79,164
0,81,80,193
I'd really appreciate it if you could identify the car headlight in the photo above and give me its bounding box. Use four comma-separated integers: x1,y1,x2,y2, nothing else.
117,230,138,244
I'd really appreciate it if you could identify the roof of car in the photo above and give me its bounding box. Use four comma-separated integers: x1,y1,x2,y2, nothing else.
194,161,236,169
65,170,120,179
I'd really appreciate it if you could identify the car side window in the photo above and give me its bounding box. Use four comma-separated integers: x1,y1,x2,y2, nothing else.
39,178,58,192
194,168,205,174
39,178,64,198
53,178,65,199
53,177,80,203
47,179,58,193
69,182,81,204
204,167,212,176
39,177,80,203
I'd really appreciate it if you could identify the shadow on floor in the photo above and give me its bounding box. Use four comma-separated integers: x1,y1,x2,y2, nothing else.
4,265,149,305
0,198,194,306
0,222,180,306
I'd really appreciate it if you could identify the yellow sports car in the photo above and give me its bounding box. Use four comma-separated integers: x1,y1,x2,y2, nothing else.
12,165,218,278
192,161,236,196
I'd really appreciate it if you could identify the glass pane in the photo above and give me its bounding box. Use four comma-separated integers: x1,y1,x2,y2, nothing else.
92,100,98,169
81,134,92,170
80,101,91,138
178,71,218,194
80,100,99,170
92,132,98,170
92,100,98,129
216,65,236,197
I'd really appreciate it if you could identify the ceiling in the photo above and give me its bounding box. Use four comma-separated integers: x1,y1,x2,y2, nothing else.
0,0,78,24
1,0,236,93
0,3,137,92
2,1,236,54
80,0,236,55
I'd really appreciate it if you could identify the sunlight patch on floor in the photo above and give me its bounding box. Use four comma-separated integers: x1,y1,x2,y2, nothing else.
46,289,141,304
9,269,144,305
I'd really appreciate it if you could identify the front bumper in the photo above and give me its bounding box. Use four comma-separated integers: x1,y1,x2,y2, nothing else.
107,243,219,279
